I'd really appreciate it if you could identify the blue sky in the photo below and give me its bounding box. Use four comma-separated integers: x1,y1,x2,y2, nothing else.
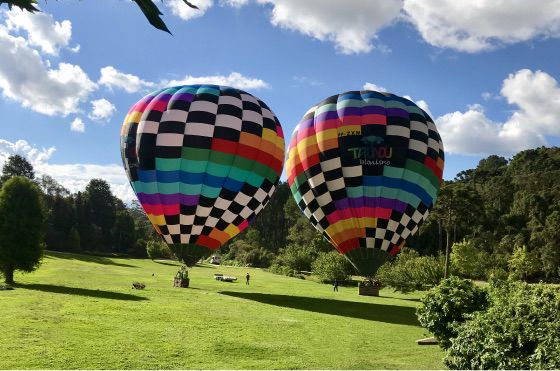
1,0,560,201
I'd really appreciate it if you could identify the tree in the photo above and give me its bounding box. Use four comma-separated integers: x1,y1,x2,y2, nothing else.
0,177,46,284
113,210,136,254
1,154,35,185
84,179,116,251
1,0,200,34
508,245,540,281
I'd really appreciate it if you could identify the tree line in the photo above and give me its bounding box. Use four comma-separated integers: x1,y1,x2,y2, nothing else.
2,146,560,284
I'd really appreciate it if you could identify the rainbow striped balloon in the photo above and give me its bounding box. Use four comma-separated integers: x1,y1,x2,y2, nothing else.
286,90,444,277
121,85,285,265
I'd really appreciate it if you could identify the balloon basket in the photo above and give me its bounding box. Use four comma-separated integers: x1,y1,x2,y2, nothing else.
358,285,380,296
173,277,190,288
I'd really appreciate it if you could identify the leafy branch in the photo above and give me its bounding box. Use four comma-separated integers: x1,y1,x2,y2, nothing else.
0,0,199,34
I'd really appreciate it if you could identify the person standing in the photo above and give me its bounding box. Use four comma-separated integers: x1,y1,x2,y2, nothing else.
246,273,250,285
333,279,339,292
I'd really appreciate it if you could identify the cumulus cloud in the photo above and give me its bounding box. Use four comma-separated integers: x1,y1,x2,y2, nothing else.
0,11,96,116
221,0,249,7
403,0,560,52
256,0,402,54
88,98,116,121
166,0,213,20
0,30,96,116
98,66,154,93
70,117,85,133
435,69,560,156
4,8,74,55
0,138,134,202
162,71,269,90
363,82,387,92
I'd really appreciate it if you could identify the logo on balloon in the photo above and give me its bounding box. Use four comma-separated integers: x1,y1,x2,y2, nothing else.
347,136,393,166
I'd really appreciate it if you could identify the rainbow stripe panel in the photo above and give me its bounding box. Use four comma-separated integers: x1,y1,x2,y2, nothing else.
121,85,285,251
286,90,444,276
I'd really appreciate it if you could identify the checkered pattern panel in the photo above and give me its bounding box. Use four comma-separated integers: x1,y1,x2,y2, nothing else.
121,85,285,251
286,90,444,276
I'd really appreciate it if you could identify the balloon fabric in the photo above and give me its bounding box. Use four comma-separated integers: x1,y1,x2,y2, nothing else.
286,91,444,277
121,85,285,266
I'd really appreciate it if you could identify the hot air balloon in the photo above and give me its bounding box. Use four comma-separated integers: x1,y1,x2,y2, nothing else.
286,90,444,278
121,85,285,267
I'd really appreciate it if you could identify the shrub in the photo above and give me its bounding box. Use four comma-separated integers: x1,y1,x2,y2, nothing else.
444,281,560,369
416,276,489,349
222,240,274,268
376,248,444,293
450,240,492,279
311,251,354,283
273,244,316,273
146,240,173,260
508,245,540,281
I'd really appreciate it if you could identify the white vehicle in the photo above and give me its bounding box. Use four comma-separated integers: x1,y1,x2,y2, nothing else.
210,255,221,265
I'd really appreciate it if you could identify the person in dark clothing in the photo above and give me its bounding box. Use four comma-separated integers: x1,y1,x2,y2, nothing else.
333,280,339,292
246,273,250,285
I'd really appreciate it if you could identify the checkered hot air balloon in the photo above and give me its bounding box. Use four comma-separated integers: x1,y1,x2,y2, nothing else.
121,85,285,266
286,90,444,278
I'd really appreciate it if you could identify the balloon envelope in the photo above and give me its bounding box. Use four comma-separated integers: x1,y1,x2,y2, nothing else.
286,90,444,277
121,85,285,265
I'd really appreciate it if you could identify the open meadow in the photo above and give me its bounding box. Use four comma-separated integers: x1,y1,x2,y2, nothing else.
0,251,443,369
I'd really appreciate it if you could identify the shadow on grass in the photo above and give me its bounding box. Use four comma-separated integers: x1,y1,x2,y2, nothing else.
378,295,421,303
152,260,181,267
46,251,139,268
220,291,419,326
15,283,148,301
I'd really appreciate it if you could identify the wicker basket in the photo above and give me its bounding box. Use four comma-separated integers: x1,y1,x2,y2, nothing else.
359,285,380,296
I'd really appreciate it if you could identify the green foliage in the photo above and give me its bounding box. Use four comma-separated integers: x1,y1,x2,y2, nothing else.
508,245,540,281
0,154,35,185
311,251,354,283
146,240,173,260
444,281,560,369
222,235,274,268
450,240,492,279
377,248,444,293
273,244,316,273
0,176,46,284
416,276,489,349
84,179,116,250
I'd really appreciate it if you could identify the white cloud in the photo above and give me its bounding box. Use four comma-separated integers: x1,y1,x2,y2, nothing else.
0,29,96,116
500,69,560,137
0,138,56,165
98,66,154,93
221,0,249,7
363,82,387,92
70,118,85,133
0,138,134,202
256,0,402,54
163,72,269,90
88,98,116,121
403,0,560,52
4,8,73,55
166,0,213,20
435,69,560,156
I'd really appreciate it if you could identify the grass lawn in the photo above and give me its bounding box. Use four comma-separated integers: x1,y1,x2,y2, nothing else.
0,251,444,369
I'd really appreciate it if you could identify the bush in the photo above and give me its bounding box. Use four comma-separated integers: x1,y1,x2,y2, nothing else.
222,240,274,268
273,244,316,273
450,240,492,279
376,248,444,293
444,281,560,369
508,245,540,281
311,251,354,283
146,240,173,260
416,276,489,349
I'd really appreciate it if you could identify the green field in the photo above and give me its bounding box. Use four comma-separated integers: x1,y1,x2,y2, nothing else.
0,252,443,369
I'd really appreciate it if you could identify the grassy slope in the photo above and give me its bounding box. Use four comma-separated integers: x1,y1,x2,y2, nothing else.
0,252,443,369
